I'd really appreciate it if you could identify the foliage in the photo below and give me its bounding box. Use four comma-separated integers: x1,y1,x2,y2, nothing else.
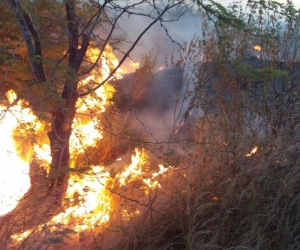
2,0,300,249
0,0,187,246
88,1,300,249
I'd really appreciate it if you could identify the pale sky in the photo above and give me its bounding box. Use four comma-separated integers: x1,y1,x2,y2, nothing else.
218,0,300,9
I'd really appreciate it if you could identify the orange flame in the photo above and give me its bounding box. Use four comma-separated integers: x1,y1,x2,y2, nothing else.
253,45,262,51
246,146,258,157
12,148,172,241
0,91,40,215
115,148,147,186
2,44,162,244
0,47,117,216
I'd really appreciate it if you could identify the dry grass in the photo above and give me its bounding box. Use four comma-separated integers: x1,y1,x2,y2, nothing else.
3,7,300,247
3,95,300,250
95,116,300,250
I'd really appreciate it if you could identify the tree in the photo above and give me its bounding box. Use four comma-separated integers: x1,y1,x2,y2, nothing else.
2,0,299,247
0,0,186,236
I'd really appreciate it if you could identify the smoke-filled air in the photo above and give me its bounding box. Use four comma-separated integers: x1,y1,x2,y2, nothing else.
1,1,300,249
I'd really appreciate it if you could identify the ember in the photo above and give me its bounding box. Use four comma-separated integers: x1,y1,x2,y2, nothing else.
246,146,258,157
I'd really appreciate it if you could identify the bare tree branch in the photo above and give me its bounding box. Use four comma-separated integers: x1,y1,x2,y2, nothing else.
87,0,109,38
81,5,126,75
79,2,182,97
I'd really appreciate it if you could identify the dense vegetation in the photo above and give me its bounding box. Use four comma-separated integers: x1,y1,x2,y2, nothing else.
1,0,300,249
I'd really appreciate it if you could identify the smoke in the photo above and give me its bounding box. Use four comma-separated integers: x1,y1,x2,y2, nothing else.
105,66,197,167
94,4,205,164
111,4,202,70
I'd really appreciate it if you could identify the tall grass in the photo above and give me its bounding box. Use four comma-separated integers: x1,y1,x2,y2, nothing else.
97,2,300,249
2,1,300,249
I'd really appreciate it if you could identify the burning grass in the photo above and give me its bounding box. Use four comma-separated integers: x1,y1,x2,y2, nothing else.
2,75,300,250
4,147,176,249
83,123,300,250
2,92,300,250
2,38,300,250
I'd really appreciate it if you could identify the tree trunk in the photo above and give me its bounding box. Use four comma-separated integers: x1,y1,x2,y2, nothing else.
47,81,78,206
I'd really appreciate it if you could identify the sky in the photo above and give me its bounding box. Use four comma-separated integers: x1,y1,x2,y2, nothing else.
220,0,300,9
113,0,300,71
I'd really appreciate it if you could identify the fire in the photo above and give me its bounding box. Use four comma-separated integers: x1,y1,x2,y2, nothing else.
246,146,258,157
143,164,170,190
34,144,51,163
11,165,111,241
49,166,112,231
121,209,140,221
48,148,171,230
0,91,41,215
1,43,173,245
11,148,172,242
116,148,147,186
253,45,262,51
114,149,171,192
0,45,120,216
70,118,103,155
102,44,125,80
130,61,140,68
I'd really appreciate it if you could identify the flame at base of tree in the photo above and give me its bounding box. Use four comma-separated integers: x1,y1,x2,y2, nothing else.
0,44,122,216
0,91,42,215
0,44,174,247
10,148,172,244
0,118,30,216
